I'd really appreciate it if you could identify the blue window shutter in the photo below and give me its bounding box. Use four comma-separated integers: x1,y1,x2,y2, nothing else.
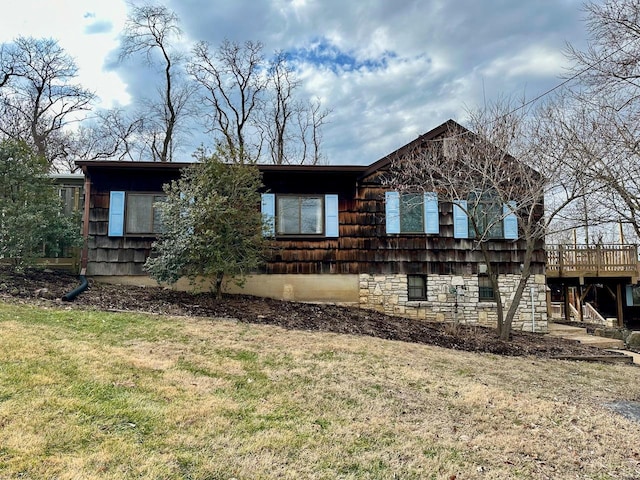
325,194,339,237
385,191,400,234
453,200,468,239
423,192,439,234
503,201,518,240
627,285,635,307
261,193,275,237
108,191,125,237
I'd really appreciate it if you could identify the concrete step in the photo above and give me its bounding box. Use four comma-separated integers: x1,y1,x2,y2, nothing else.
608,349,640,365
572,335,625,349
547,323,588,337
547,322,625,349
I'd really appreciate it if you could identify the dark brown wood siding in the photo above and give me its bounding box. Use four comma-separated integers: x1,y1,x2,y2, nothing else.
85,191,155,275
83,164,184,276
263,169,545,275
81,161,544,277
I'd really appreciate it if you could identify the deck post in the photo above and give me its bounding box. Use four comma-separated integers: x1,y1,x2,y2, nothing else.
616,283,624,328
563,284,571,323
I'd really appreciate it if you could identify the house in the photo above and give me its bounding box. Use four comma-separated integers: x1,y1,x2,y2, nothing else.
76,120,548,332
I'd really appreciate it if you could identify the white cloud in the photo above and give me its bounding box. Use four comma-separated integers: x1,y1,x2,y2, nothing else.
0,0,129,108
2,0,589,164
481,46,567,80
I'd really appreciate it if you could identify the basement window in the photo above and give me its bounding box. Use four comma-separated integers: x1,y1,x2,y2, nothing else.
407,275,427,301
478,274,496,302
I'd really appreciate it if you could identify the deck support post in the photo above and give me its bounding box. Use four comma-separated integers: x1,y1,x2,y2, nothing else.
616,283,624,328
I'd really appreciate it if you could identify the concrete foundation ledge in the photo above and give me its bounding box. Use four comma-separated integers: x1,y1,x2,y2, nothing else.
91,274,360,303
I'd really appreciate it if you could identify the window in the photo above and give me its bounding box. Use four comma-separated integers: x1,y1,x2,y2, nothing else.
469,192,503,239
277,195,323,235
626,285,640,306
385,191,439,234
261,193,338,238
408,275,427,301
471,201,503,239
126,194,165,234
108,191,165,237
478,275,495,301
453,194,518,240
400,193,424,233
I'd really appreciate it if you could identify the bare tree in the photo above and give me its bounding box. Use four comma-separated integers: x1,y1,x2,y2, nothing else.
260,52,330,165
263,51,296,165
119,3,192,162
190,41,330,164
566,0,640,102
553,0,640,241
297,96,330,165
0,43,21,88
388,99,594,340
0,37,95,169
190,39,267,163
65,108,145,169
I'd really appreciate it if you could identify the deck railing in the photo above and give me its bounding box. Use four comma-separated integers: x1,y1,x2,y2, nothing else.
546,244,639,278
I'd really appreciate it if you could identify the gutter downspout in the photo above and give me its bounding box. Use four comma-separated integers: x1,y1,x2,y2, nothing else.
62,169,92,302
62,274,88,302
79,168,91,274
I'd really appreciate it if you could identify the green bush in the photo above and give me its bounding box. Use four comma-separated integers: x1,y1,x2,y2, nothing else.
0,140,82,269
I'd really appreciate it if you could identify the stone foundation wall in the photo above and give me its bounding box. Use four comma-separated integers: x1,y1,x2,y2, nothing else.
359,273,548,333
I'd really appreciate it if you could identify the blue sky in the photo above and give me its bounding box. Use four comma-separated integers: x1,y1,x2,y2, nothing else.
0,0,589,165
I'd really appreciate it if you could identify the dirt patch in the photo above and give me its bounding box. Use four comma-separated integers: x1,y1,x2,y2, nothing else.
0,267,619,359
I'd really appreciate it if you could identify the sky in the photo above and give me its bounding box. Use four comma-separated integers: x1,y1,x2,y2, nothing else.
0,0,590,165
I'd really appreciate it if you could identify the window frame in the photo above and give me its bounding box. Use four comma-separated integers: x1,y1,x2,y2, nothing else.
386,191,439,235
275,194,325,237
478,274,496,302
407,274,428,301
468,191,504,240
399,193,425,234
124,192,166,236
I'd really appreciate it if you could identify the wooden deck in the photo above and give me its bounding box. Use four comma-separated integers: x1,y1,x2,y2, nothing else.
546,244,639,281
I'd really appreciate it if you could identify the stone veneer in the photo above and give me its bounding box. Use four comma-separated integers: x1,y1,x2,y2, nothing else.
359,273,548,333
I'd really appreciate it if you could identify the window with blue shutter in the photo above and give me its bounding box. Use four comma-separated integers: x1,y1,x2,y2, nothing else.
453,200,468,239
385,191,400,234
503,201,518,240
108,191,125,237
261,193,275,237
108,191,166,236
270,194,336,236
325,194,339,237
386,191,439,234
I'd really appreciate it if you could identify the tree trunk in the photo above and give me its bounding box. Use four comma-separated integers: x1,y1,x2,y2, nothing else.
213,271,224,299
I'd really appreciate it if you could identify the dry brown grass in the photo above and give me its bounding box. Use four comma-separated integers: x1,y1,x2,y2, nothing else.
0,303,639,479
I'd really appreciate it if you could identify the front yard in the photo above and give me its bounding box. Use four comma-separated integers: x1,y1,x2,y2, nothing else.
1,302,639,479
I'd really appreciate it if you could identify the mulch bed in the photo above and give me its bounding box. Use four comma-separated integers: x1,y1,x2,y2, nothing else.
0,267,623,359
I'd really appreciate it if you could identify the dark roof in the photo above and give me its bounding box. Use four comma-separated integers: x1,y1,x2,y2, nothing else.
362,119,463,178
76,160,192,171
75,120,463,178
76,160,367,174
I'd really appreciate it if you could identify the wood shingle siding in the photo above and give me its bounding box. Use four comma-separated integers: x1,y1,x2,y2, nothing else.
77,120,545,279
80,162,187,277
261,172,544,276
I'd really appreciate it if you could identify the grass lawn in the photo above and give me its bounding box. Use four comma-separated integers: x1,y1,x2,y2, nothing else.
0,302,639,479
